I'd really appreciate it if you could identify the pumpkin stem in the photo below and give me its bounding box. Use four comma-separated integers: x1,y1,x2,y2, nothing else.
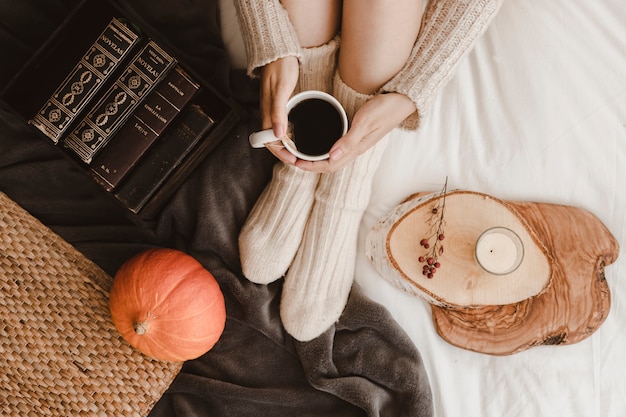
134,321,149,335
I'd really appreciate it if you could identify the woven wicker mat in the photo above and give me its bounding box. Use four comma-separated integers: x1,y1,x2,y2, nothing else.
0,192,182,416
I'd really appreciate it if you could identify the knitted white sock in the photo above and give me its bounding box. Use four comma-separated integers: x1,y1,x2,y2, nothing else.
238,38,339,284
296,36,339,93
281,74,390,340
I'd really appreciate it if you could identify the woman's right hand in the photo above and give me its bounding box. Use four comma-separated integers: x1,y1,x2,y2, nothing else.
260,56,300,164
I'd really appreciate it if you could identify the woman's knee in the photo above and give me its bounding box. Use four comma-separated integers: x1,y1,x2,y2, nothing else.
281,0,342,48
338,0,423,94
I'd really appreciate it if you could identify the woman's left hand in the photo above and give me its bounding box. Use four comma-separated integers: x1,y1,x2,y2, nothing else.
294,92,417,173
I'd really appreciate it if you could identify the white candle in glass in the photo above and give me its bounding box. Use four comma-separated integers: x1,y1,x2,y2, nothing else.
475,227,524,275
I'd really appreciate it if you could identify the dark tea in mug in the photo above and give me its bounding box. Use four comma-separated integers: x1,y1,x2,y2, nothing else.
287,98,345,157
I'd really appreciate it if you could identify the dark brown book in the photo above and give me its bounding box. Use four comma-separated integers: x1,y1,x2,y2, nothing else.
29,18,141,143
114,103,216,214
89,66,200,191
1,0,245,220
63,40,177,163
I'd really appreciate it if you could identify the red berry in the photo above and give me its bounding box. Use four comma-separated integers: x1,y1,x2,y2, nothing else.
420,238,428,247
427,273,433,278
424,243,430,249
438,234,445,241
432,208,438,214
418,256,425,263
434,262,441,268
427,257,435,265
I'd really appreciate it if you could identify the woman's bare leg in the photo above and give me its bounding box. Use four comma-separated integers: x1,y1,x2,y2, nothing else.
339,0,423,93
281,0,342,47
280,0,424,341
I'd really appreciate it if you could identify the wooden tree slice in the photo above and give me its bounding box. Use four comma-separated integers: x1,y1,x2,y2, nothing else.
387,192,551,306
367,191,619,355
431,201,618,355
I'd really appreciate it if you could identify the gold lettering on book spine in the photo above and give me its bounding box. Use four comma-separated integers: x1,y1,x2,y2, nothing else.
29,18,141,143
136,57,160,78
100,35,126,56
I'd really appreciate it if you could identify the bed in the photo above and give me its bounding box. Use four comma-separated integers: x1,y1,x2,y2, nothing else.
1,0,624,416
350,1,626,415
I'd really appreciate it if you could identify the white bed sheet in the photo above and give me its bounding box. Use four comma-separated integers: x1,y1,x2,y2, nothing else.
220,0,626,416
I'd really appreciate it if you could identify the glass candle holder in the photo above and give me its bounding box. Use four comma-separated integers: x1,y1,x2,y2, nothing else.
475,227,524,275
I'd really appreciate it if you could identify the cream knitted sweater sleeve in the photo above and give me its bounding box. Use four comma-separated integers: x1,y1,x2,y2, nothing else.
233,0,302,78
383,0,503,129
233,0,503,129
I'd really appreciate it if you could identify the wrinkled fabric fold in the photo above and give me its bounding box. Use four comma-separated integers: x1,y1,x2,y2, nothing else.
0,1,433,416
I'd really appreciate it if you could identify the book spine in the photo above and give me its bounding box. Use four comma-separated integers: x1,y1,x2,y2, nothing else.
89,66,200,191
114,104,216,213
29,18,141,143
64,40,177,163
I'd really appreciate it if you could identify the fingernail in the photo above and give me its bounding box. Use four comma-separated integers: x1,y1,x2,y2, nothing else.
274,125,285,139
330,148,343,160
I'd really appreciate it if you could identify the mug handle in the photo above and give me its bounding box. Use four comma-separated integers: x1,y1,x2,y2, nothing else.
249,129,279,148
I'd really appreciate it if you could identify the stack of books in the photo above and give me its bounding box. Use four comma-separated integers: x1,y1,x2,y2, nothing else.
2,3,242,219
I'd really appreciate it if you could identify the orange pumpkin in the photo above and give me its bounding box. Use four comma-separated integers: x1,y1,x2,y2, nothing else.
109,248,226,362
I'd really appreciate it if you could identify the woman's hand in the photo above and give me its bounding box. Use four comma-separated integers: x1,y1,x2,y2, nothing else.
260,56,300,164
295,92,417,173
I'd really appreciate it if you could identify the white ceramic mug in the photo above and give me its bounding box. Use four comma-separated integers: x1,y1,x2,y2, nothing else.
248,90,348,161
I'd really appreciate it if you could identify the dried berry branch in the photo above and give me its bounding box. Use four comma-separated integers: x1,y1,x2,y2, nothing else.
418,177,448,278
